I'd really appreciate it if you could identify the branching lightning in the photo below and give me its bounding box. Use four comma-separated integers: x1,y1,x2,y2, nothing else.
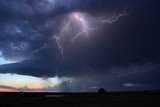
53,21,71,64
54,35,64,64
71,13,95,41
54,7,132,65
100,6,132,24
54,12,96,64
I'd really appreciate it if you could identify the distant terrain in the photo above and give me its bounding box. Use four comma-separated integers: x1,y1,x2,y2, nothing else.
0,91,160,107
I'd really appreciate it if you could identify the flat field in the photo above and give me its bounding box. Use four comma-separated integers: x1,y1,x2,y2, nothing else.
0,91,160,107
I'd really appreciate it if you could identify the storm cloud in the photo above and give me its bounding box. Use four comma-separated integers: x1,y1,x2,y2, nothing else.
0,0,160,91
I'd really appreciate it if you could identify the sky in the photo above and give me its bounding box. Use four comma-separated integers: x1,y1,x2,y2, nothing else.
0,0,160,92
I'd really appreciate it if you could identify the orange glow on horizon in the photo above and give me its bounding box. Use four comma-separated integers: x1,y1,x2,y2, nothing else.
0,88,43,92
12,84,44,89
0,88,18,92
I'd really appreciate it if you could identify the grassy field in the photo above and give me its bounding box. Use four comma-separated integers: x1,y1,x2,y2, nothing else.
0,91,160,107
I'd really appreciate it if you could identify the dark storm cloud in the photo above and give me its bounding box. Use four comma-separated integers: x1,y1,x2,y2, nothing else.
0,0,160,90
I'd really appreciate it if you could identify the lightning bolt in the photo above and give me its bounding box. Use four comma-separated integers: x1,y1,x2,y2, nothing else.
100,6,132,24
53,13,95,64
54,35,64,64
53,21,72,64
54,7,132,65
71,13,95,42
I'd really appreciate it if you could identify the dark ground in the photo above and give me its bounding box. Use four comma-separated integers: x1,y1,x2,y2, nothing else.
0,91,160,107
